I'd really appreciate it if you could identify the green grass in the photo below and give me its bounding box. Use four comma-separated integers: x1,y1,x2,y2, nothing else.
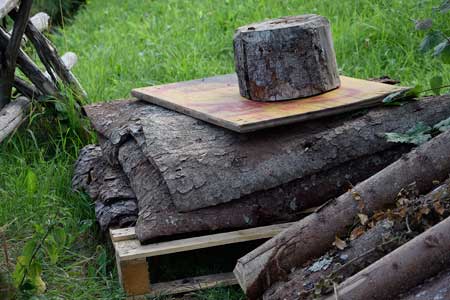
1,0,449,299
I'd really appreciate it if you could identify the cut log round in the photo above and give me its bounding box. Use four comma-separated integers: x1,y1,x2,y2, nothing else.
322,216,450,300
233,14,340,101
233,128,450,299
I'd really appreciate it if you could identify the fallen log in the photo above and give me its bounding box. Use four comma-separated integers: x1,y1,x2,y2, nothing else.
322,216,450,300
264,179,450,300
0,96,30,144
44,52,77,80
398,268,450,300
13,76,42,99
234,128,450,299
233,15,340,101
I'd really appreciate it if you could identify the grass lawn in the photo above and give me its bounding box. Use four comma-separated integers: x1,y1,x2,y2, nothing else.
1,0,449,299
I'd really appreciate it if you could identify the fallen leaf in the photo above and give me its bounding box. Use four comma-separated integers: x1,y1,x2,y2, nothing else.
373,211,385,221
433,201,445,215
358,213,369,225
420,207,431,215
398,207,408,218
350,226,365,241
333,236,347,250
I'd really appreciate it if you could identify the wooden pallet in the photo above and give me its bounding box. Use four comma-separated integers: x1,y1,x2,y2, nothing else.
110,222,294,299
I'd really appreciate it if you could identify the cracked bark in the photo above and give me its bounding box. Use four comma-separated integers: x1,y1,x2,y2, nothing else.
233,15,340,101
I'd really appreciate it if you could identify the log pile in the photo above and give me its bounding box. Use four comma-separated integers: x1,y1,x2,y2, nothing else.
72,94,450,243
0,0,85,144
233,128,450,299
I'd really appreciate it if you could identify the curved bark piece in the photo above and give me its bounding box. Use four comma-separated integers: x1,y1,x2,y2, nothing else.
117,136,405,242
234,129,450,299
322,216,450,300
84,95,450,214
72,145,137,230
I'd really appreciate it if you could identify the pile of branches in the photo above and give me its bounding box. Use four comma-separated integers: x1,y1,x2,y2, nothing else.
0,0,85,144
234,127,450,300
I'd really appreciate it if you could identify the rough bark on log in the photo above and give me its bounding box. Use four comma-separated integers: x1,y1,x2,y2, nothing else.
84,95,450,214
322,216,450,300
264,179,450,300
398,268,450,300
44,52,77,80
0,0,19,19
233,14,340,101
234,128,450,299
0,96,30,143
0,28,59,97
0,0,32,109
72,145,137,230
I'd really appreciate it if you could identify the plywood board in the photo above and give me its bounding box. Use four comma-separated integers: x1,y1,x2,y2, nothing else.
132,74,406,133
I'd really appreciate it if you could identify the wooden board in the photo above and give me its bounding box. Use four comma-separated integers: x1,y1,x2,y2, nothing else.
132,74,406,133
113,222,294,261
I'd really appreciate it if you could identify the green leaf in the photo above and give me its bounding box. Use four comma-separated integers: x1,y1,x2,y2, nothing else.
434,41,450,64
382,86,421,104
45,236,59,265
430,76,443,95
25,169,38,196
420,31,445,53
385,122,432,145
434,117,450,132
438,0,450,13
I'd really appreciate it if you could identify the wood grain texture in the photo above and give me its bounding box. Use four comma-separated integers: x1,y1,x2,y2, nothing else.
0,96,30,143
233,15,340,101
132,74,405,133
114,222,294,261
118,258,151,296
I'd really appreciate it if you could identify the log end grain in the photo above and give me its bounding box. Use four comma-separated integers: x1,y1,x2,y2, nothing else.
233,14,340,101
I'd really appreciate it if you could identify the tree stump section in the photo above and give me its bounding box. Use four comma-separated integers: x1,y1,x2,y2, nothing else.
233,14,340,102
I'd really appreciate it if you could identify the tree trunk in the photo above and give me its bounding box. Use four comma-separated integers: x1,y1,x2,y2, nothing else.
0,96,30,144
264,180,450,300
233,129,450,299
233,14,340,101
322,216,450,300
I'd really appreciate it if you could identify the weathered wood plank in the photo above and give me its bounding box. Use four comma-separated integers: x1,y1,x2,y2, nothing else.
110,227,136,242
114,222,294,261
118,257,151,296
0,96,30,143
132,74,406,133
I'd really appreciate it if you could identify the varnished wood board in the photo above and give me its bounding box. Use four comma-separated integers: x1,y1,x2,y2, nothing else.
132,74,406,133
114,222,294,261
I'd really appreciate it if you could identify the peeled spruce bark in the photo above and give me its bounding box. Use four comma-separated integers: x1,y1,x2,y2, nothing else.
322,216,450,300
233,14,340,101
234,128,450,299
72,145,138,230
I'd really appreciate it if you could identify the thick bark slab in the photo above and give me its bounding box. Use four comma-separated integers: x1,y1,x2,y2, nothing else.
0,96,30,144
72,145,137,230
264,180,450,300
234,129,450,299
398,269,450,300
84,95,450,214
233,15,340,101
323,216,450,300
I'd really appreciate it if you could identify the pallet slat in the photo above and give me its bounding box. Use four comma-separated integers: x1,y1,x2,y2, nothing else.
114,222,294,261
